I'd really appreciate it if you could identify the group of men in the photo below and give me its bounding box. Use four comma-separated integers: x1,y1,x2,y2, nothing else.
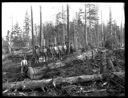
20,42,74,76
34,42,74,63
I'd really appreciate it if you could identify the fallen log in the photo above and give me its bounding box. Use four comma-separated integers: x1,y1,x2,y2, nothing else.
3,72,124,90
3,78,52,90
82,89,106,93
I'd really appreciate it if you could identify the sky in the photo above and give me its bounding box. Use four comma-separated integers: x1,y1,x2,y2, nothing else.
2,2,124,39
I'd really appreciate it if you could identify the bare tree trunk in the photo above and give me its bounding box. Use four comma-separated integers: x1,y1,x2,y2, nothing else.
42,25,44,47
75,12,78,50
73,22,75,49
103,24,106,46
9,25,13,54
39,6,42,47
97,20,99,48
84,4,88,48
35,25,37,45
109,7,112,36
31,6,35,55
62,5,65,44
67,4,70,53
101,10,103,47
54,37,57,45
88,4,91,46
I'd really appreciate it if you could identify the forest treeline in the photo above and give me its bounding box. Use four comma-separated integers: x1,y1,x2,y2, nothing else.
2,4,124,54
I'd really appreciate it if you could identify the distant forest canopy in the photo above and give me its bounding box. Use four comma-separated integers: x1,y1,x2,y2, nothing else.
3,4,124,54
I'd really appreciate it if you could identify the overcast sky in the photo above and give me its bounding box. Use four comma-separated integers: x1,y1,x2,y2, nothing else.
2,2,124,39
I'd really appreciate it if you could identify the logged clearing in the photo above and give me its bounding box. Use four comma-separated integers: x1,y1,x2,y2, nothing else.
2,48,125,96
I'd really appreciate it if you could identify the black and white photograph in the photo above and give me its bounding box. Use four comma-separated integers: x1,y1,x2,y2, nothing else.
2,2,125,96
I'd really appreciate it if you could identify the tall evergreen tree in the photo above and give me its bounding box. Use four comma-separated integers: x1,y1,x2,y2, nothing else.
23,10,30,47
86,4,99,48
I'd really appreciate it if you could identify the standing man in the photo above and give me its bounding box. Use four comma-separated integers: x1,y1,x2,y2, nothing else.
21,54,28,77
63,43,67,55
61,43,65,58
52,44,56,60
35,46,40,64
59,43,63,60
39,46,45,63
54,44,59,60
70,43,74,54
39,55,44,63
50,44,54,60
47,45,52,61
65,42,69,55
43,46,47,62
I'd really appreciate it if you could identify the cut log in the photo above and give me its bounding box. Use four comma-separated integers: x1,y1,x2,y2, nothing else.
3,72,124,90
27,61,65,79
